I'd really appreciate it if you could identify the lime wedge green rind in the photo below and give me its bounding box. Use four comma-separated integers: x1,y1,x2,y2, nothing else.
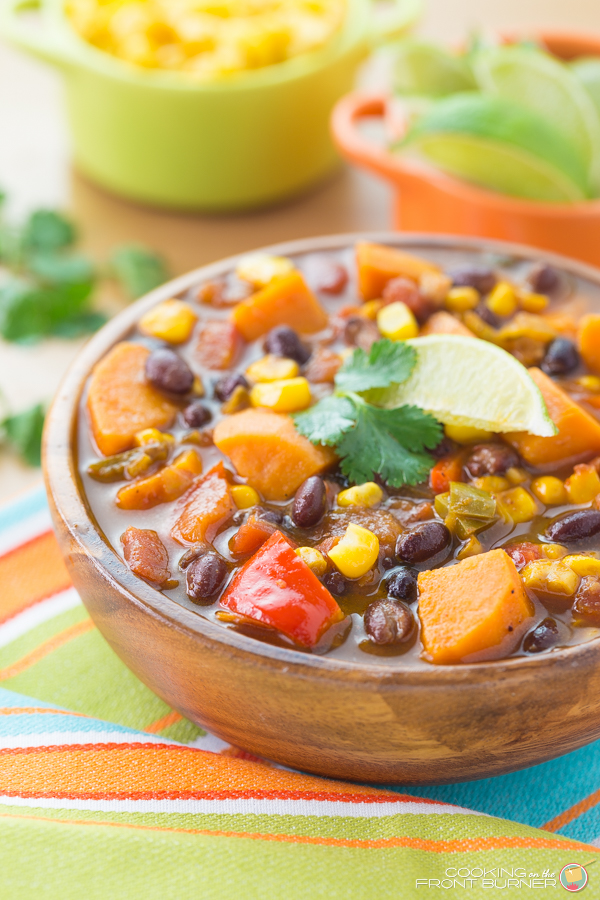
393,38,476,97
473,46,600,189
571,57,600,120
368,335,558,438
401,93,590,202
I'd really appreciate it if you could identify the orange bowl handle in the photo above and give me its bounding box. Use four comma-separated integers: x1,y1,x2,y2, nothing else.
331,93,403,183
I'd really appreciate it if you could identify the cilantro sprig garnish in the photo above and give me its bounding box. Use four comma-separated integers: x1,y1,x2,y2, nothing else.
294,340,442,487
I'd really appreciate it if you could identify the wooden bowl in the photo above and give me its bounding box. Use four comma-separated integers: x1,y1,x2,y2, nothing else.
43,233,600,785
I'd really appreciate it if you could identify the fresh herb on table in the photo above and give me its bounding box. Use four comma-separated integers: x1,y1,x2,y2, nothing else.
110,244,170,301
0,196,170,344
294,340,442,487
0,402,45,467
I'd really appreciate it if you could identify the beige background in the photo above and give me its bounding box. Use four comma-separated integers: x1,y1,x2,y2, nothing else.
1,0,600,499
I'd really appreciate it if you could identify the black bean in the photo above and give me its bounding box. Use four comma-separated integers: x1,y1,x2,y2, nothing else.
256,508,284,526
475,302,502,328
182,400,212,428
465,443,519,478
214,373,249,402
343,316,380,352
385,567,418,602
292,476,327,528
527,263,561,295
396,522,451,564
186,552,228,603
448,265,496,295
322,572,347,595
541,338,580,376
263,326,311,364
431,436,460,459
364,599,414,645
145,349,194,394
523,617,560,653
546,510,600,543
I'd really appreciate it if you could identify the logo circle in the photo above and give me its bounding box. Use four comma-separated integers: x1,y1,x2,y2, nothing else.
560,864,588,892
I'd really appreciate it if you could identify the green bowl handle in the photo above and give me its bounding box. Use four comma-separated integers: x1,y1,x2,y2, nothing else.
370,0,422,46
0,0,72,68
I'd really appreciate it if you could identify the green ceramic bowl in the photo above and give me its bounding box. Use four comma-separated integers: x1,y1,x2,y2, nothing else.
0,0,420,210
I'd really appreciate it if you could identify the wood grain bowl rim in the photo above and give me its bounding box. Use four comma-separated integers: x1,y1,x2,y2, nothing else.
42,231,600,688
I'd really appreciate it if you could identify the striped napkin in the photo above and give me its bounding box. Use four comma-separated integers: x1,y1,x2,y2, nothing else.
1,485,600,899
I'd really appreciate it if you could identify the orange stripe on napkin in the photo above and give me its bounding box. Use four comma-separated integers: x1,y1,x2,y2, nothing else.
0,708,88,718
0,620,95,681
144,711,183,734
0,532,72,624
0,744,437,803
541,787,600,833
1,811,596,855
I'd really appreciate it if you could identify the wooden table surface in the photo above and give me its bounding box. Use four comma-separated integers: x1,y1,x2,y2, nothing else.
1,0,600,500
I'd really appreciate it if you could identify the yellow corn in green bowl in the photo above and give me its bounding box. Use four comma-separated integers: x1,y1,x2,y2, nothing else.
0,0,420,210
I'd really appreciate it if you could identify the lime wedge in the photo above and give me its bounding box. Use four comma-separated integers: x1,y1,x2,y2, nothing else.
394,39,476,97
401,93,590,202
571,58,600,119
369,335,558,437
474,46,600,188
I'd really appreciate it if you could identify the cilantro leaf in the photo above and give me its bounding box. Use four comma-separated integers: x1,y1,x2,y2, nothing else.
111,244,169,299
336,402,442,487
293,395,356,446
335,339,417,394
0,279,94,342
1,403,45,467
27,251,95,286
22,210,76,252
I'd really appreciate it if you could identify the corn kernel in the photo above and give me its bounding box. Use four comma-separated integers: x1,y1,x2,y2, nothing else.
377,301,419,341
542,543,568,559
246,354,299,383
444,423,493,444
506,467,528,485
339,347,354,362
139,300,197,344
576,375,600,393
564,555,600,577
250,377,311,413
362,300,383,320
328,523,379,579
231,484,260,509
192,375,205,397
236,253,294,287
457,536,483,559
565,465,600,504
496,486,538,523
134,428,175,447
337,482,384,509
487,282,518,317
474,475,510,493
296,546,328,576
531,476,568,506
519,291,549,313
445,286,479,312
222,385,251,414
521,559,580,595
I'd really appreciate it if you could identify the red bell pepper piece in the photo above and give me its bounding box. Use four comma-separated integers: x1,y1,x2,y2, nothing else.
430,454,464,494
220,531,343,647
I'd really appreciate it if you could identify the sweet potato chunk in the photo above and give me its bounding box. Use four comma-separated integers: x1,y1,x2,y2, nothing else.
230,271,328,341
506,368,600,466
420,311,475,337
229,514,276,557
121,527,170,586
116,449,202,510
87,342,178,456
418,549,533,664
356,242,440,301
578,314,600,374
171,461,236,545
213,408,336,501
196,321,243,370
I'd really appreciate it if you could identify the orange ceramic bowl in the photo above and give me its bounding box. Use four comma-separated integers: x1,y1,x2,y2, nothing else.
331,32,600,268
